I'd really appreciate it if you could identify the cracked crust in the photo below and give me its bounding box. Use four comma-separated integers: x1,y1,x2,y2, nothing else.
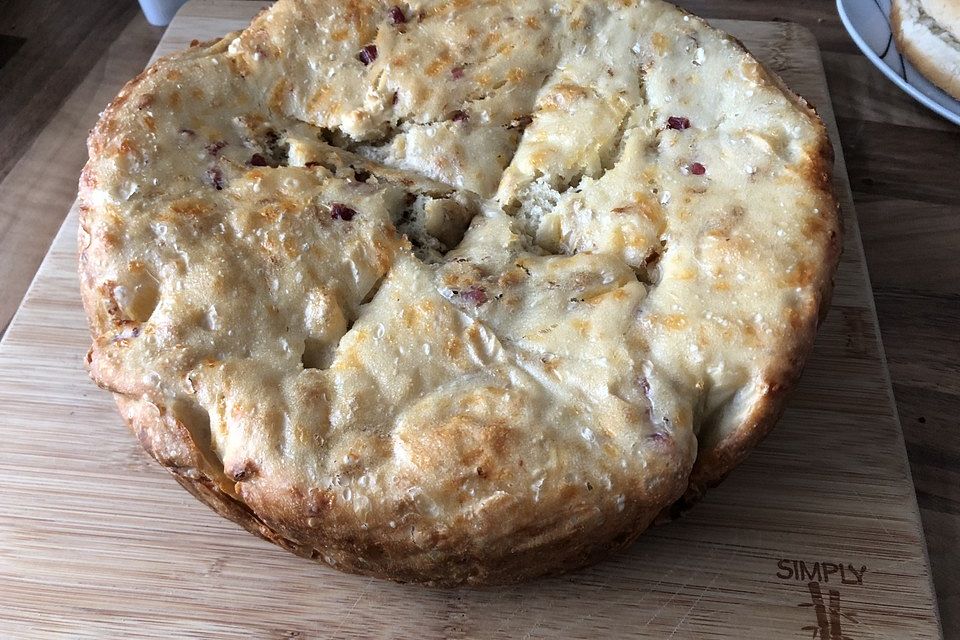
79,0,840,585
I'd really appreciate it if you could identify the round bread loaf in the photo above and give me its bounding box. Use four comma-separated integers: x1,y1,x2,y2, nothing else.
79,0,840,585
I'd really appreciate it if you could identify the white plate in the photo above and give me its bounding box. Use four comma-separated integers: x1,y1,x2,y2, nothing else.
837,0,960,125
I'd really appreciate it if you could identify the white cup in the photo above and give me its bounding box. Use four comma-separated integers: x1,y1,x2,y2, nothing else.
138,0,189,26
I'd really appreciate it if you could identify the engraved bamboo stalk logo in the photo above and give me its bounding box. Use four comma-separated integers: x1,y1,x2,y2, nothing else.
803,581,842,639
799,580,859,639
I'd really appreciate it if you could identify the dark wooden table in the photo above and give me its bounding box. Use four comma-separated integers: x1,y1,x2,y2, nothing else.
0,0,956,635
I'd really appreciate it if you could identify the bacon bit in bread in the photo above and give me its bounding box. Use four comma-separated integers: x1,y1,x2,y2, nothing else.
648,431,670,444
461,286,488,306
690,162,706,175
205,140,226,157
667,116,690,130
358,44,378,66
451,110,469,123
388,6,406,24
205,167,224,190
330,203,357,221
451,66,465,79
249,153,268,167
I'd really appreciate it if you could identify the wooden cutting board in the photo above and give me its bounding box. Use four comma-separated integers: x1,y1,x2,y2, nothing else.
0,2,943,638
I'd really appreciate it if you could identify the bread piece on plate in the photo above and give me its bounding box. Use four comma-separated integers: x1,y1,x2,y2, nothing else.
892,0,960,100
79,0,840,585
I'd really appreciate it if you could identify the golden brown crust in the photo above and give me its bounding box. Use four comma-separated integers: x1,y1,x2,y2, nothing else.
80,0,840,585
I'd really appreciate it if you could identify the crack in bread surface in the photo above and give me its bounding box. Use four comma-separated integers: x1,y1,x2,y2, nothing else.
79,0,839,584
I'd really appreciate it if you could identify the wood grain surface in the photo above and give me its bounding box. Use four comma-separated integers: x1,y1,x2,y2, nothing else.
0,1,952,638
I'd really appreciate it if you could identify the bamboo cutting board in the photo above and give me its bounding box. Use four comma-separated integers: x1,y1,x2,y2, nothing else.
0,2,944,638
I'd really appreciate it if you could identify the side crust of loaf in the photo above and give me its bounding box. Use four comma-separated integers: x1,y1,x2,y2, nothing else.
113,393,683,586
